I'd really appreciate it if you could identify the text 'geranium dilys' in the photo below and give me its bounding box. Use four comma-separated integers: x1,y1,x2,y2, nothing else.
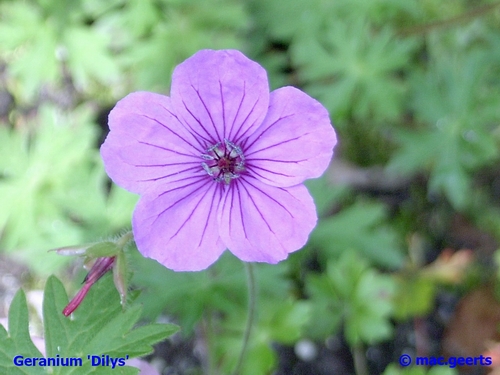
101,49,337,271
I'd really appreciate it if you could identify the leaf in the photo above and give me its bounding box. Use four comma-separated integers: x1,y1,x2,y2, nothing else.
393,276,435,320
347,269,395,345
47,275,178,365
306,252,395,345
292,16,415,123
0,290,45,375
0,105,132,275
0,2,59,101
304,176,349,217
305,274,344,338
133,251,290,334
383,363,458,375
113,0,248,93
0,3,41,51
265,300,311,344
1,275,178,375
216,299,310,375
389,50,500,210
250,0,421,41
429,160,470,210
64,26,120,91
310,200,404,268
116,0,161,38
387,129,440,175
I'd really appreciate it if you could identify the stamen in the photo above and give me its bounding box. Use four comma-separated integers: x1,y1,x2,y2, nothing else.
201,139,246,184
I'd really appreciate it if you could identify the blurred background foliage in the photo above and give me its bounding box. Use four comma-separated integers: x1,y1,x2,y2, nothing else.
1,0,500,374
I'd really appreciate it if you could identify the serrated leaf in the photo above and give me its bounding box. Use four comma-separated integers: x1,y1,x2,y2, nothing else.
429,161,470,210
310,200,404,268
306,253,395,345
266,300,311,344
292,16,414,123
44,275,178,366
81,304,141,354
64,26,120,91
0,290,45,375
0,3,41,50
0,105,126,275
389,49,500,210
9,25,59,100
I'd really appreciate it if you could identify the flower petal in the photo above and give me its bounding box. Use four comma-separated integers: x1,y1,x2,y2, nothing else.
171,49,269,144
133,177,226,271
101,92,205,194
218,176,317,263
243,86,336,187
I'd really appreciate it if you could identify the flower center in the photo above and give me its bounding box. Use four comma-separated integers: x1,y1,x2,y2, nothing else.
201,139,245,184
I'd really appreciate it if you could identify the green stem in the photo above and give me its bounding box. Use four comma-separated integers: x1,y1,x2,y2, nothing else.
205,310,216,375
116,231,133,248
353,344,369,375
232,262,256,375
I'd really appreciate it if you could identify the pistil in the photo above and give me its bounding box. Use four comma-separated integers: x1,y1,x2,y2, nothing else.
201,139,245,184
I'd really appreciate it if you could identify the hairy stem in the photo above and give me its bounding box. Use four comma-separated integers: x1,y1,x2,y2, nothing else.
232,263,256,375
116,231,133,248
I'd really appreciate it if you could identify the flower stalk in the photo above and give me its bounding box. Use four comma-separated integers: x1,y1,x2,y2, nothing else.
232,262,256,375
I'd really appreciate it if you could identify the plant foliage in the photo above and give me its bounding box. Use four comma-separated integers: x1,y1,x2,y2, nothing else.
0,275,178,375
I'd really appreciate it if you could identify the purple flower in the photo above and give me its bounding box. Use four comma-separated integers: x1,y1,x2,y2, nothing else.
101,49,336,271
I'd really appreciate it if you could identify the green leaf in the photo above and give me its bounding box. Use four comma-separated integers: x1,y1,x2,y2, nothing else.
292,16,415,123
265,300,311,344
113,0,248,93
116,0,161,38
0,105,132,274
389,49,500,210
47,275,178,366
306,252,395,345
305,274,344,338
0,2,59,101
250,0,421,41
133,251,290,334
1,275,178,375
310,200,404,268
347,269,395,345
383,363,458,375
216,299,310,375
393,276,436,320
9,25,59,101
0,290,45,375
304,176,349,217
0,3,41,50
387,129,440,175
64,26,120,91
429,160,470,210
